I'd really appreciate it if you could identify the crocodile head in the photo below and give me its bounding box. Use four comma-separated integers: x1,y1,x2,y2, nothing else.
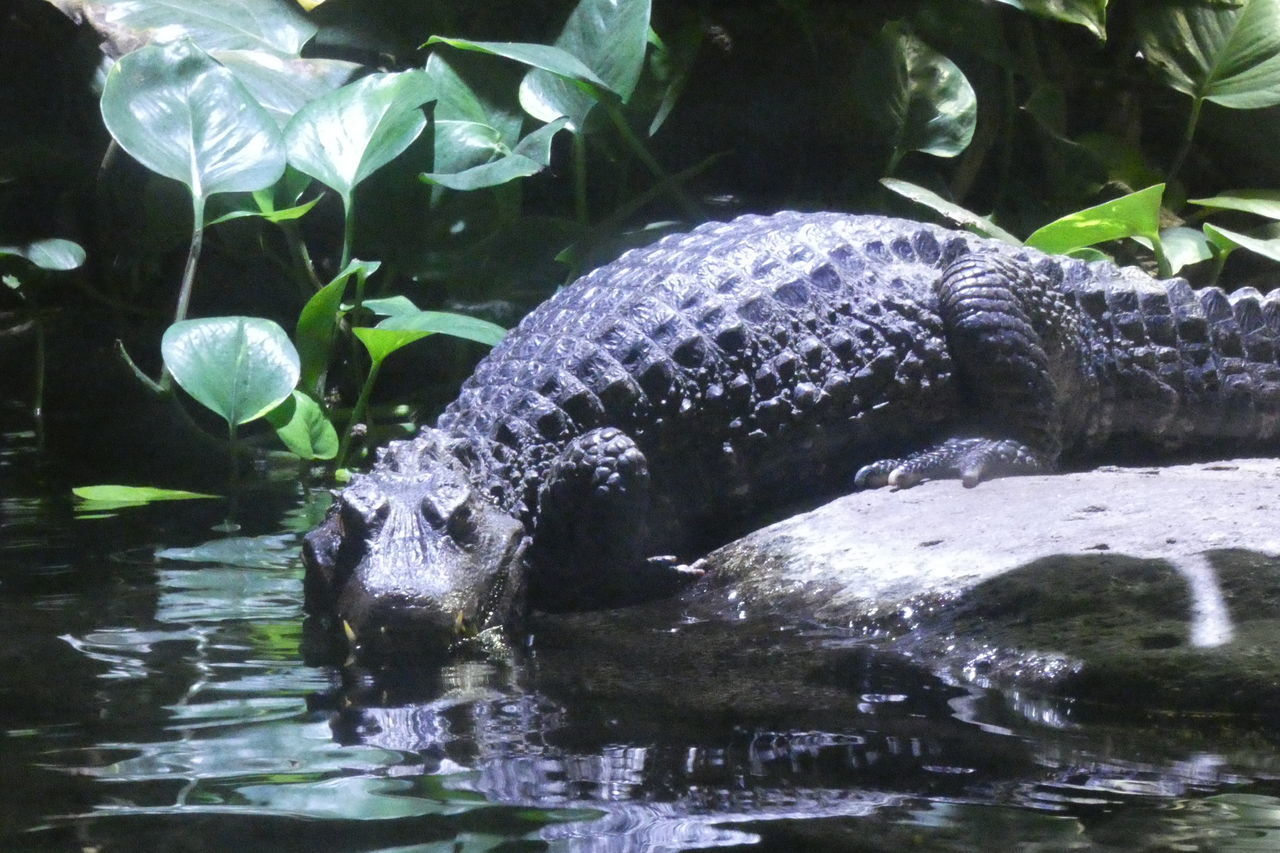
302,429,527,654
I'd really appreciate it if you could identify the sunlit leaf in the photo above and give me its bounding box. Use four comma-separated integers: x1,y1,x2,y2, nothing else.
73,484,218,513
1025,184,1165,253
377,310,507,346
361,295,418,317
162,316,300,428
0,238,86,271
352,326,434,364
284,70,435,202
101,40,286,198
1139,0,1280,109
880,178,1021,244
1189,189,1280,220
266,390,338,459
994,0,1107,40
520,0,652,130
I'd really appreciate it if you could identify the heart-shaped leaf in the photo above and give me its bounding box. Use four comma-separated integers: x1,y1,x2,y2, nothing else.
211,50,359,127
53,0,316,56
1160,226,1214,274
520,0,652,130
101,40,286,199
428,52,524,148
855,23,977,171
422,118,568,190
284,70,435,202
0,238,86,271
162,316,300,428
1139,0,1280,109
266,390,338,459
352,326,435,365
994,1,1107,40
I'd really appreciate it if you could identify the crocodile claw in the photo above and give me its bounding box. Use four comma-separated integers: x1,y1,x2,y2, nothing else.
855,437,1049,490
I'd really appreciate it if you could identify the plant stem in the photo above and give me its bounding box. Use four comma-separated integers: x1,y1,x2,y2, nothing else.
164,194,208,391
573,132,589,227
340,193,356,271
335,358,382,472
602,101,702,220
1167,96,1203,188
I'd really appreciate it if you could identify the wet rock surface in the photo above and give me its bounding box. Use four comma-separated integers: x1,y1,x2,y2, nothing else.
689,459,1280,712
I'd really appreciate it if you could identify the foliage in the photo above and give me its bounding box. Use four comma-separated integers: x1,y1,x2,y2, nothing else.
6,0,1280,500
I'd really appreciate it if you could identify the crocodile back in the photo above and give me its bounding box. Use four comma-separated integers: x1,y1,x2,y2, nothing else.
436,212,1009,537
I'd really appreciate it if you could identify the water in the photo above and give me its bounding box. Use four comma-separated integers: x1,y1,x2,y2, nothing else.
6,417,1280,851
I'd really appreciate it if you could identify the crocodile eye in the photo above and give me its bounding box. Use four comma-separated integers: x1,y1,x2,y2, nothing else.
447,503,476,541
339,490,389,539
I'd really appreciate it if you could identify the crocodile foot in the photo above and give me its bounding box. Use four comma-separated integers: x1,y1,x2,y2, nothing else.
854,437,1049,490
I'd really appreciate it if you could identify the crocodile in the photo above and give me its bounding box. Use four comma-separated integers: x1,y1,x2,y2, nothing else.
303,211,1280,651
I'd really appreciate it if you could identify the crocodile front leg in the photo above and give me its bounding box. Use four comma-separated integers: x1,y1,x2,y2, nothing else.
857,252,1080,488
527,426,701,611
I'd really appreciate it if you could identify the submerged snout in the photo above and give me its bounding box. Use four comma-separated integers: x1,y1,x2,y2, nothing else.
303,487,529,654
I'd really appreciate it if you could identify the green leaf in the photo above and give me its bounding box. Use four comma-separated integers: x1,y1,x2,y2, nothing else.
58,0,317,56
352,326,435,364
361,295,419,317
206,194,319,226
855,23,977,169
296,259,379,396
1138,0,1280,109
162,316,300,428
266,390,338,460
1205,221,1280,264
422,118,569,190
284,70,435,201
430,120,506,175
427,52,523,148
211,50,359,128
101,40,286,199
994,0,1108,40
880,178,1021,244
425,37,608,91
0,238,85,271
520,0,652,130
1160,225,1214,274
1189,189,1280,219
73,484,218,513
377,310,507,346
1025,184,1166,254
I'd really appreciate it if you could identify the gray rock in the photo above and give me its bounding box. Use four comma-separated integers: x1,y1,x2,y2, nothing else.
690,459,1280,712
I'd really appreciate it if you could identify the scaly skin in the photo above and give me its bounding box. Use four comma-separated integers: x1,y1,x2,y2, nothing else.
303,211,1280,651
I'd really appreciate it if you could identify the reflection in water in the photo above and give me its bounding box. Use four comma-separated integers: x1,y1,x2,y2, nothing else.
3,425,1280,850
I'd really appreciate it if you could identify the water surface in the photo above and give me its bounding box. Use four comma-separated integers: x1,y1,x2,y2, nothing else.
4,418,1280,851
